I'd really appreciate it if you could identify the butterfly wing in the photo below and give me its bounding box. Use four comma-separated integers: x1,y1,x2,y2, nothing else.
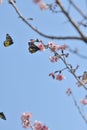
4,34,14,47
0,112,6,120
82,71,87,84
28,42,40,53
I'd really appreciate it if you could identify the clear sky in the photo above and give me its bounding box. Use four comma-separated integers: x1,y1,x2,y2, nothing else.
0,0,87,130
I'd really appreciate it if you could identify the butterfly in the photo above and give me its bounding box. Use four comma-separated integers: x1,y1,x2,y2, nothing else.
28,42,40,54
0,112,6,120
4,34,14,47
82,71,87,84
77,71,87,87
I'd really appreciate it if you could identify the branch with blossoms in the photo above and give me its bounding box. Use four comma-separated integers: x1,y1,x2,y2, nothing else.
27,39,87,90
66,88,87,124
21,112,49,130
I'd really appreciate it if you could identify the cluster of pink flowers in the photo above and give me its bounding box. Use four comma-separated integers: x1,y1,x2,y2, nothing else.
33,0,48,10
49,55,60,62
38,43,45,51
33,121,49,130
48,42,59,52
48,41,67,52
21,112,32,128
49,73,65,81
80,99,87,105
21,112,49,130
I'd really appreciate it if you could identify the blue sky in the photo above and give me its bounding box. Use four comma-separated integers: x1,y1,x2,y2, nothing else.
0,0,87,130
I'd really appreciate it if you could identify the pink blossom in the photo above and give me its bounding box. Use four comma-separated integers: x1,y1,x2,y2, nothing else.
48,42,55,48
21,112,32,128
49,72,55,79
51,45,59,52
58,44,67,50
33,0,41,3
80,99,87,105
33,121,43,130
38,43,45,51
42,125,49,130
0,0,2,4
49,56,59,62
33,121,49,130
48,42,59,52
38,1,48,10
56,74,65,80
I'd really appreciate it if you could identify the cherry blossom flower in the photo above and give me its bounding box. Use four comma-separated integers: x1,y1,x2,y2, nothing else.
0,0,2,4
21,112,32,128
49,72,55,79
38,43,45,51
42,125,49,130
56,74,65,80
33,121,43,130
33,0,41,3
48,42,68,52
58,44,67,50
49,55,59,62
33,121,49,130
48,42,59,52
48,42,55,48
38,1,48,10
80,99,87,105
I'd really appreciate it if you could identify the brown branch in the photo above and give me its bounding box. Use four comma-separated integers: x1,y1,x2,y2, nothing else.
69,0,87,19
8,0,84,41
56,0,87,43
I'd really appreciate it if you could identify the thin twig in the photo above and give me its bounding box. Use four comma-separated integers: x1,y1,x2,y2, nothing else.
68,47,87,59
69,0,87,19
71,93,87,123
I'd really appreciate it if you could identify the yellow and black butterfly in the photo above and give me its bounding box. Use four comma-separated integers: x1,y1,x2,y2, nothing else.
4,34,14,47
28,42,40,54
0,112,6,120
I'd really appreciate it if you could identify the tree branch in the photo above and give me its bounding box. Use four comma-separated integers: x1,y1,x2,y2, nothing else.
56,0,87,43
8,0,84,41
54,52,87,90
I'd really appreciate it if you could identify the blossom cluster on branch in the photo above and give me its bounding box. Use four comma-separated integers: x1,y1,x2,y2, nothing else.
21,112,49,130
